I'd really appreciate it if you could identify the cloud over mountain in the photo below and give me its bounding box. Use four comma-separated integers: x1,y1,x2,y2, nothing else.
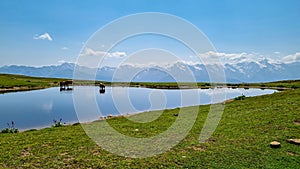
33,32,53,41
0,52,299,83
282,52,300,63
80,48,127,58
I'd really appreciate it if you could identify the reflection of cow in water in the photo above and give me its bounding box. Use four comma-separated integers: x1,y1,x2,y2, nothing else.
60,80,73,91
99,83,105,94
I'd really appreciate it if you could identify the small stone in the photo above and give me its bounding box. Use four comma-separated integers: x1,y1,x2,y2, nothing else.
286,139,300,145
294,120,300,126
270,141,281,148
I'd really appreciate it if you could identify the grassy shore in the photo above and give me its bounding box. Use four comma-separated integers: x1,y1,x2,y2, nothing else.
128,80,300,89
0,82,299,168
0,74,105,93
1,73,300,92
0,74,66,93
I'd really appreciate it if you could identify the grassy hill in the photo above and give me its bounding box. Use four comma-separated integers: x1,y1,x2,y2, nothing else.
0,81,299,168
0,74,66,93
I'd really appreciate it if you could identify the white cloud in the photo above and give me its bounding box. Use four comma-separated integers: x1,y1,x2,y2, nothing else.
77,49,300,68
198,51,300,65
57,60,75,65
274,51,280,54
111,51,126,57
61,47,69,50
80,47,127,58
198,51,254,65
33,32,53,41
42,101,53,112
281,52,300,63
196,51,288,70
203,51,248,58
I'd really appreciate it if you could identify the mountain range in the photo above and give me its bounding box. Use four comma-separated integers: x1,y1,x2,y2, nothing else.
0,58,299,83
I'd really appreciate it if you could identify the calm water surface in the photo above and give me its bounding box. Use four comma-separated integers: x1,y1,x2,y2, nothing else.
0,86,276,130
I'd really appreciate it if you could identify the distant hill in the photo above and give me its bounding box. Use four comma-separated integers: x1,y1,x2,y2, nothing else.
1,59,300,83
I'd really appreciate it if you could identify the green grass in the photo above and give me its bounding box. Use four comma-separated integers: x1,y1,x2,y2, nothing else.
0,74,107,93
0,86,299,168
126,80,300,89
2,73,300,90
226,80,300,89
0,74,66,89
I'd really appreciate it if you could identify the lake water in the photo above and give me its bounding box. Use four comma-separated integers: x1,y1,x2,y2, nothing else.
0,86,276,130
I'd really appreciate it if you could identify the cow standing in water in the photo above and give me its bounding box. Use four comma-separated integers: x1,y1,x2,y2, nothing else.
99,83,105,94
60,80,73,91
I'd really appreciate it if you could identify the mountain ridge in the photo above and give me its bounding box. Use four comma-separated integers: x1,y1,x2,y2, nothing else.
0,60,299,83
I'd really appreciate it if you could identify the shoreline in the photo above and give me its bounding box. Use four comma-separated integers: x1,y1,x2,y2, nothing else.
0,84,291,94
0,74,298,94
1,84,299,168
0,86,52,94
16,89,274,132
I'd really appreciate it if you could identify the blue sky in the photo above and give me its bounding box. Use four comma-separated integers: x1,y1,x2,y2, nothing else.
0,0,300,66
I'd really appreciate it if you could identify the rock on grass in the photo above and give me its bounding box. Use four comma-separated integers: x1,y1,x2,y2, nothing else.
270,141,281,148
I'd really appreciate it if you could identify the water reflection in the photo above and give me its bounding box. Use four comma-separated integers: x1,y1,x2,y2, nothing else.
99,89,105,94
0,86,277,130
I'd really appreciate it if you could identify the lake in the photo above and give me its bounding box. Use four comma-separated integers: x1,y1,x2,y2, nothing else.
0,86,277,130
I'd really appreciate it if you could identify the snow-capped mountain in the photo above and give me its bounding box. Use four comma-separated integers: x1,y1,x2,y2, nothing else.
0,63,76,78
0,57,299,83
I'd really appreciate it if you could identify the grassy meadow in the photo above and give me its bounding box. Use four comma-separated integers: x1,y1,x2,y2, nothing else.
0,74,66,93
0,75,299,168
1,73,300,91
0,74,106,93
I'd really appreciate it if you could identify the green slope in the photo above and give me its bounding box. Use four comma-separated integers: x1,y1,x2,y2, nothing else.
0,85,299,168
0,74,65,88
